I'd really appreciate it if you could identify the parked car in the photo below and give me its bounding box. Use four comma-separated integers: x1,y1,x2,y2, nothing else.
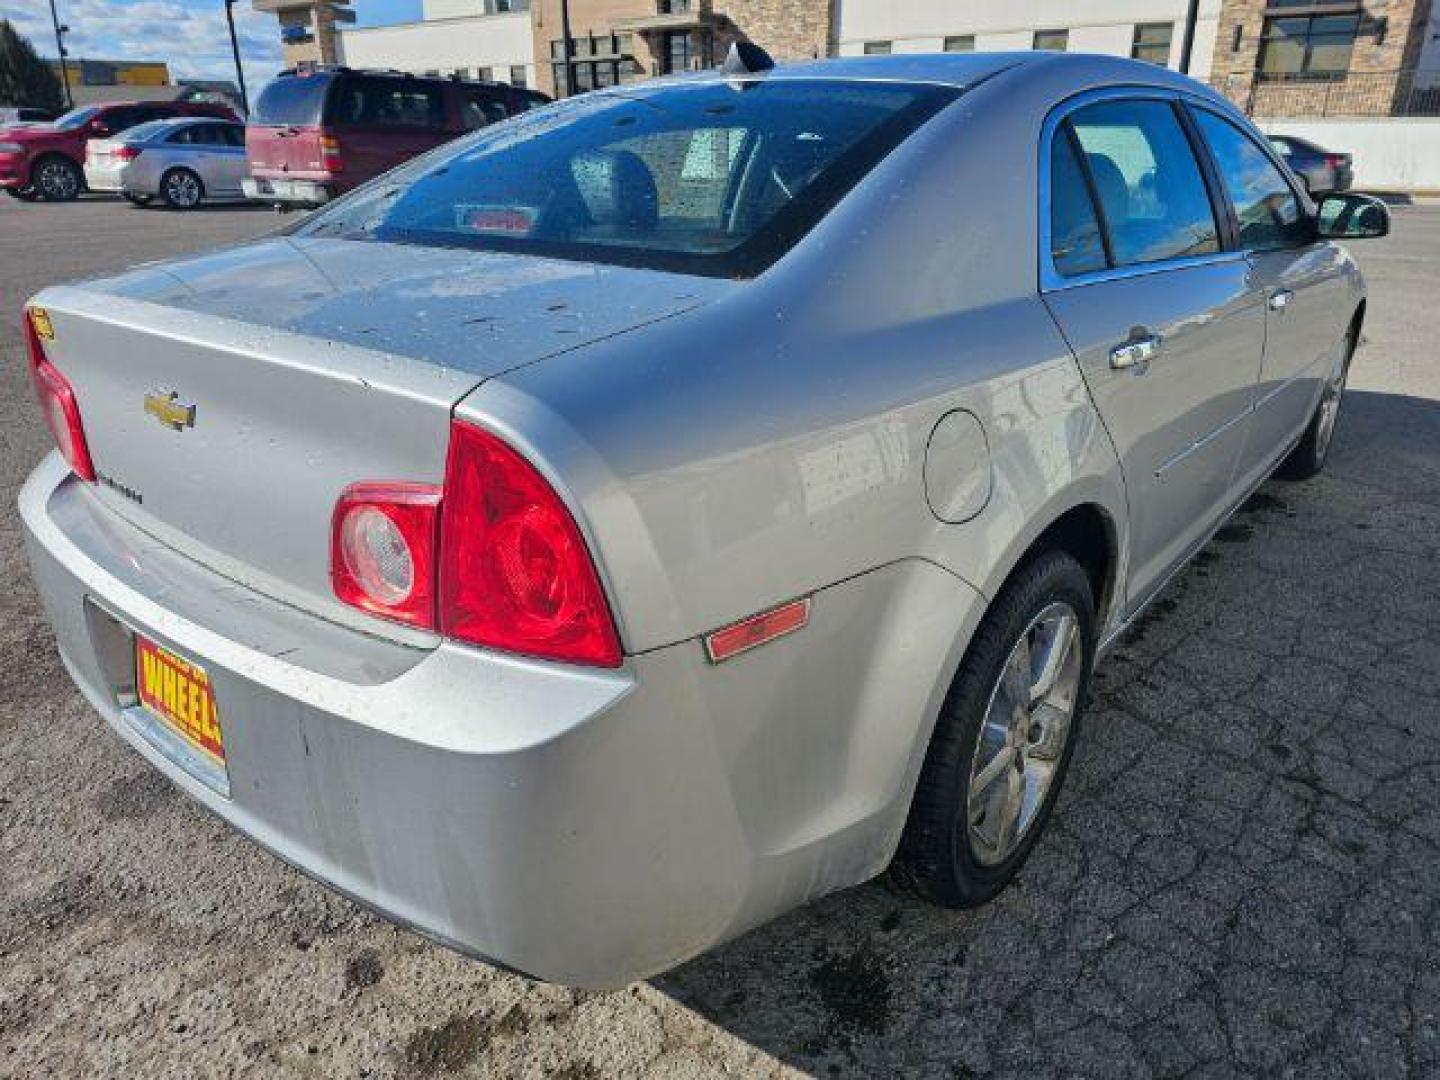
19,51,1389,988
0,100,240,201
244,68,550,208
1268,133,1354,193
85,117,249,209
0,106,59,125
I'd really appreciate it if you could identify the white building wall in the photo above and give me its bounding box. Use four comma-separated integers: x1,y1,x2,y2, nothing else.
337,10,536,84
838,0,1223,79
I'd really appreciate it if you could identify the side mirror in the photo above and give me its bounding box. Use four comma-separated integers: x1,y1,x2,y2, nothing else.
1316,192,1390,240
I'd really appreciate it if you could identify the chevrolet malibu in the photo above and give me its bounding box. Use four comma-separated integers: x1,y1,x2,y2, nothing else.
19,51,1389,987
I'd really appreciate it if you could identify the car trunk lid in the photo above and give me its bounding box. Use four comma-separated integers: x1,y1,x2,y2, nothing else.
33,237,730,632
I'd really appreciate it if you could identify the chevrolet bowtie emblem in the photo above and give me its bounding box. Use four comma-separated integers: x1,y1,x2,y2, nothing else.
144,390,196,431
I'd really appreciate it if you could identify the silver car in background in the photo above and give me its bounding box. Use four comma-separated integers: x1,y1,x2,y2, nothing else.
20,52,1390,987
85,117,248,209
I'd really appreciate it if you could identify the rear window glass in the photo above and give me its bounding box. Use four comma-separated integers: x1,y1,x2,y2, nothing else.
296,79,957,278
253,75,334,126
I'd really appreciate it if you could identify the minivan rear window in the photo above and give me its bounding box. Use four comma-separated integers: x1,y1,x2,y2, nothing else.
295,79,958,278
252,74,334,126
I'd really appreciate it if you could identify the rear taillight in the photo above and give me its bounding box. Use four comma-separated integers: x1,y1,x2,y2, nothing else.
439,421,621,668
113,145,141,162
320,135,343,173
24,307,95,482
331,483,440,629
329,421,622,668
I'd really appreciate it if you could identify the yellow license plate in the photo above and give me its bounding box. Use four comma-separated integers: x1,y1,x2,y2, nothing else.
135,636,224,764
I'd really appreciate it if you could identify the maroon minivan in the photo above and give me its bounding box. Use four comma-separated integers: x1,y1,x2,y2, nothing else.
244,69,548,208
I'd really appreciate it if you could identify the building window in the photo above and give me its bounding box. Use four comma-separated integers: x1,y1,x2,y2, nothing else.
1257,13,1360,80
1033,29,1068,52
659,0,692,12
1131,23,1173,65
483,0,529,12
943,35,974,53
664,31,692,74
510,65,526,87
477,66,493,82
863,41,892,55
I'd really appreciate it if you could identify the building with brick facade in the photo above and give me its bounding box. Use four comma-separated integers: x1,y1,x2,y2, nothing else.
252,0,1439,118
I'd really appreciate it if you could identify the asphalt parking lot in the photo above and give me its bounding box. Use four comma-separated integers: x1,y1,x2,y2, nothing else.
2,193,1439,1079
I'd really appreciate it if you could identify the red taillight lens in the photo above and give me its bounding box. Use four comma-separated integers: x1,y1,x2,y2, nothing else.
320,134,343,173
439,421,622,668
24,308,95,482
331,483,440,629
113,145,141,162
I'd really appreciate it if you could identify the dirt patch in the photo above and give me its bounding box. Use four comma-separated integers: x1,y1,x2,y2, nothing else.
403,1012,491,1074
343,948,385,995
95,770,177,820
809,947,891,1036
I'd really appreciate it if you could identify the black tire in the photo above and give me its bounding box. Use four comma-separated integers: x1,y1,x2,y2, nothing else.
4,185,39,201
890,548,1096,908
31,155,83,201
1275,321,1358,481
160,168,204,210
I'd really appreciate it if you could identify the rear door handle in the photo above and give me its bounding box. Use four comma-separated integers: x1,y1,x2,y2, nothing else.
1269,289,1294,312
1110,334,1161,372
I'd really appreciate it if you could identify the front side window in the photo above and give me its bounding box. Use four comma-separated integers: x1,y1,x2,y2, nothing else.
1193,110,1309,251
1257,14,1358,80
1066,99,1219,267
944,35,975,53
297,80,958,278
1034,29,1069,52
1131,23,1173,65
863,41,893,55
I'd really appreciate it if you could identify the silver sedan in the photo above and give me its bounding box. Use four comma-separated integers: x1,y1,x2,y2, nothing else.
84,117,249,209
20,51,1390,987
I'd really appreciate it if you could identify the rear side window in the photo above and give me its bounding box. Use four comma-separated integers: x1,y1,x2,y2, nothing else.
460,87,509,131
1049,132,1107,276
1193,110,1309,252
298,79,958,279
328,78,445,129
1067,99,1219,268
253,75,334,126
121,120,171,143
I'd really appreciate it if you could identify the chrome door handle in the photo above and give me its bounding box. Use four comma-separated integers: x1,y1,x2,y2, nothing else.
1110,334,1160,372
1269,289,1294,312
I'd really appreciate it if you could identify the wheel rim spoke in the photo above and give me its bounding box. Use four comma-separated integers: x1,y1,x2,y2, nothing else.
966,600,1083,867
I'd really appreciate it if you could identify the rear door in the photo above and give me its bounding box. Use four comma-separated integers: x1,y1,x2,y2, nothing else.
246,74,334,178
1189,105,1352,488
1041,91,1266,611
326,76,451,188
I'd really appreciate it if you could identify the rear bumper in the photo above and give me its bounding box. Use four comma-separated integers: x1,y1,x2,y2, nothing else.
19,454,753,986
84,162,128,193
0,153,30,187
22,454,982,986
243,176,331,205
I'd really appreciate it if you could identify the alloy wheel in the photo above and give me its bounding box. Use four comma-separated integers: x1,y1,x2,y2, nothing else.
967,601,1083,867
1314,337,1351,460
165,171,202,208
36,160,79,201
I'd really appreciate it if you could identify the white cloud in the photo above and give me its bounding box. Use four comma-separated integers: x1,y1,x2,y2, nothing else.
1,0,283,96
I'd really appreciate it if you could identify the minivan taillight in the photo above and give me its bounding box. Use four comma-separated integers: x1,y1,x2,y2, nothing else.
113,145,141,162
320,135,343,173
24,307,95,482
329,421,622,668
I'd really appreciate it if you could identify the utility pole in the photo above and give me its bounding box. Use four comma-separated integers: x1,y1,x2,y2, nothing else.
1178,0,1201,74
559,0,575,97
47,0,71,108
224,0,250,114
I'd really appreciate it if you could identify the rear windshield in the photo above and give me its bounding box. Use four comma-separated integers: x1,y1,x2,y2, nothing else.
252,74,334,126
53,106,100,130
295,79,958,278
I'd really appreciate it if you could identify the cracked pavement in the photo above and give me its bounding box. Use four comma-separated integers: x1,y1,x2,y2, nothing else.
2,196,1438,1078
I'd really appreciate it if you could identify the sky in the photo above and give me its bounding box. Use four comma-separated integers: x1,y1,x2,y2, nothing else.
0,0,424,96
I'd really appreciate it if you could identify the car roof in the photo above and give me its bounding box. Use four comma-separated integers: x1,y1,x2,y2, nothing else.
651,51,1228,103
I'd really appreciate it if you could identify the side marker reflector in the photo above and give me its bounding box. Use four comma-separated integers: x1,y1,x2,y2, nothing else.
704,598,811,663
